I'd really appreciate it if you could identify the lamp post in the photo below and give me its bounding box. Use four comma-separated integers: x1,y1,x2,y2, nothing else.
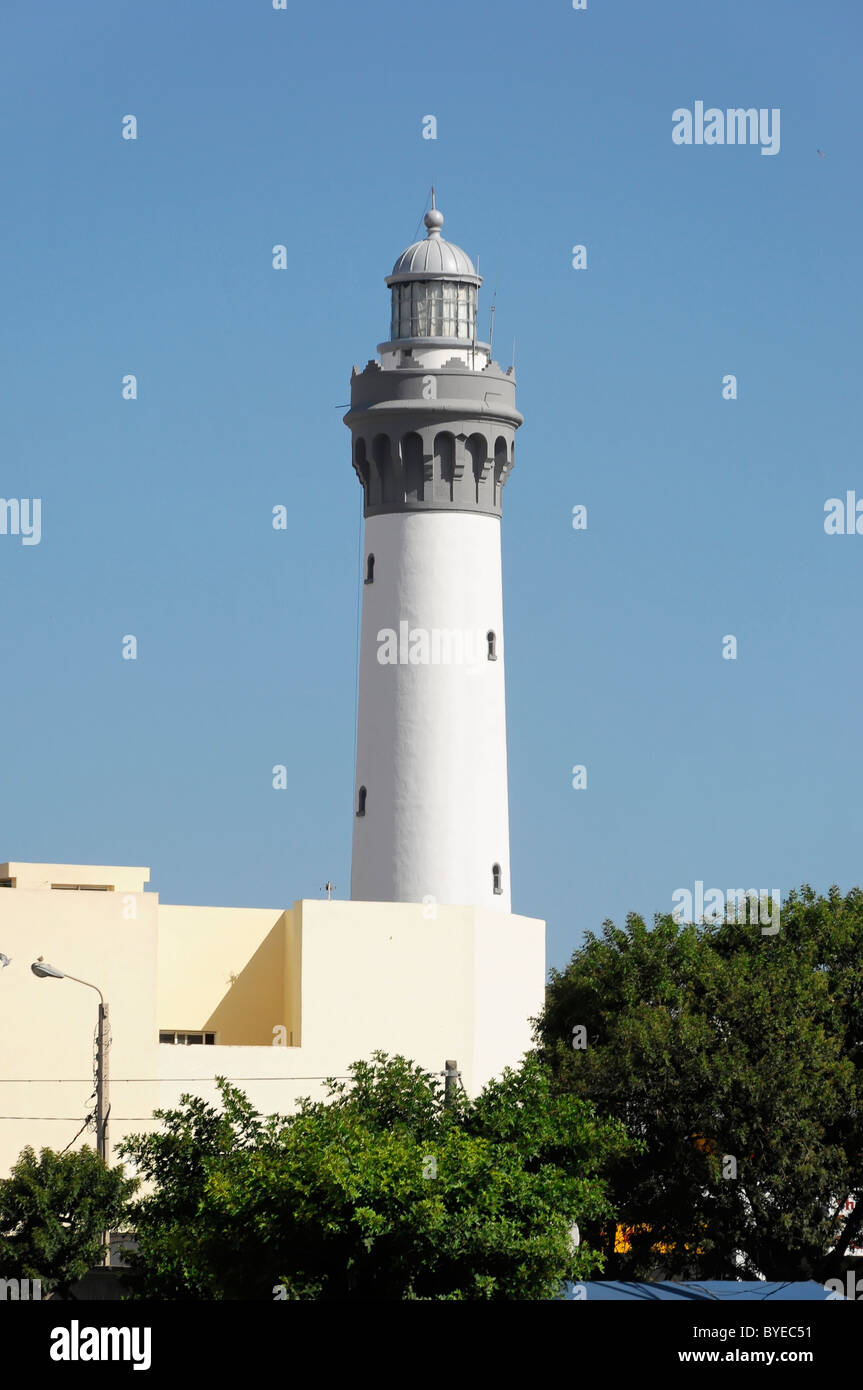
30,962,110,1163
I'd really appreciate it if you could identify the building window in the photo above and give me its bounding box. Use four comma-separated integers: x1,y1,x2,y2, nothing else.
365,554,375,584
487,630,497,661
51,883,112,891
0,879,14,888
159,1032,216,1045
357,785,367,817
492,863,502,895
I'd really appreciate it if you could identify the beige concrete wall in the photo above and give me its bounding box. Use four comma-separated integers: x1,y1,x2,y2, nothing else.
157,899,546,1118
472,908,546,1088
296,900,544,1094
1,864,149,893
297,898,479,1084
0,872,545,1176
158,905,298,1046
0,882,159,1174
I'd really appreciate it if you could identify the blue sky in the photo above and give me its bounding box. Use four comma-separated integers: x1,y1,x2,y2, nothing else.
1,0,860,970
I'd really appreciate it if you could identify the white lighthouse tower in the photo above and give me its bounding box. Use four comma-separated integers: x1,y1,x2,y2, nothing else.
346,196,522,912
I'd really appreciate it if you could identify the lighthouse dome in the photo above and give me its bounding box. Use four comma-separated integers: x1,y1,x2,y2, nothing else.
390,222,478,282
387,206,480,285
385,202,481,344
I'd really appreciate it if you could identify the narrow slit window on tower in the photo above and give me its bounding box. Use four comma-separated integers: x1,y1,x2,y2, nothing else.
492,863,502,895
365,554,375,584
357,785,367,817
487,630,497,661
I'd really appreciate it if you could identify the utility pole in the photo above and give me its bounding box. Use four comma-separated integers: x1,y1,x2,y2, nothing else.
95,1001,110,1163
444,1059,459,1110
94,1000,111,1266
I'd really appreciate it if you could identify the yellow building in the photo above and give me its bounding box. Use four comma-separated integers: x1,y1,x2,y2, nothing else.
0,862,545,1173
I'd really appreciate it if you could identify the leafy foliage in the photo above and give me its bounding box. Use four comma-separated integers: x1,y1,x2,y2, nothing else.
0,1146,137,1297
535,885,863,1281
119,1052,632,1300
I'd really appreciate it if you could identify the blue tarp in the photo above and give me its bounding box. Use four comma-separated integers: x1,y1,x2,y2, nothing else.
564,1281,838,1300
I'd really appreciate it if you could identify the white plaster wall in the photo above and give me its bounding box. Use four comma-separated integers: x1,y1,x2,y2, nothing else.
380,346,490,370
351,511,511,910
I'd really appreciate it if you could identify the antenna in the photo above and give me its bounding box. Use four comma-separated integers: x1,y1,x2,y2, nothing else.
489,285,497,353
411,185,436,245
512,337,516,371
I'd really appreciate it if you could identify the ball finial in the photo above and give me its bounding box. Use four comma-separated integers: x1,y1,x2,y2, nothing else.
424,207,444,235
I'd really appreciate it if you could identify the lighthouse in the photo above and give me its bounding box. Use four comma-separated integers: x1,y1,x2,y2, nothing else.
345,196,522,912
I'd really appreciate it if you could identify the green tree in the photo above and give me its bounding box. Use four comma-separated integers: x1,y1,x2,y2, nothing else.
535,885,863,1281
119,1052,633,1300
0,1146,137,1298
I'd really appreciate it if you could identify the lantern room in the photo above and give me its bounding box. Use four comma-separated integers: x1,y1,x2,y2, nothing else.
384,199,482,347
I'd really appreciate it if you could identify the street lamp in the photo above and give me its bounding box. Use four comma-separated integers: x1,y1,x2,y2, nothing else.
30,961,110,1164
